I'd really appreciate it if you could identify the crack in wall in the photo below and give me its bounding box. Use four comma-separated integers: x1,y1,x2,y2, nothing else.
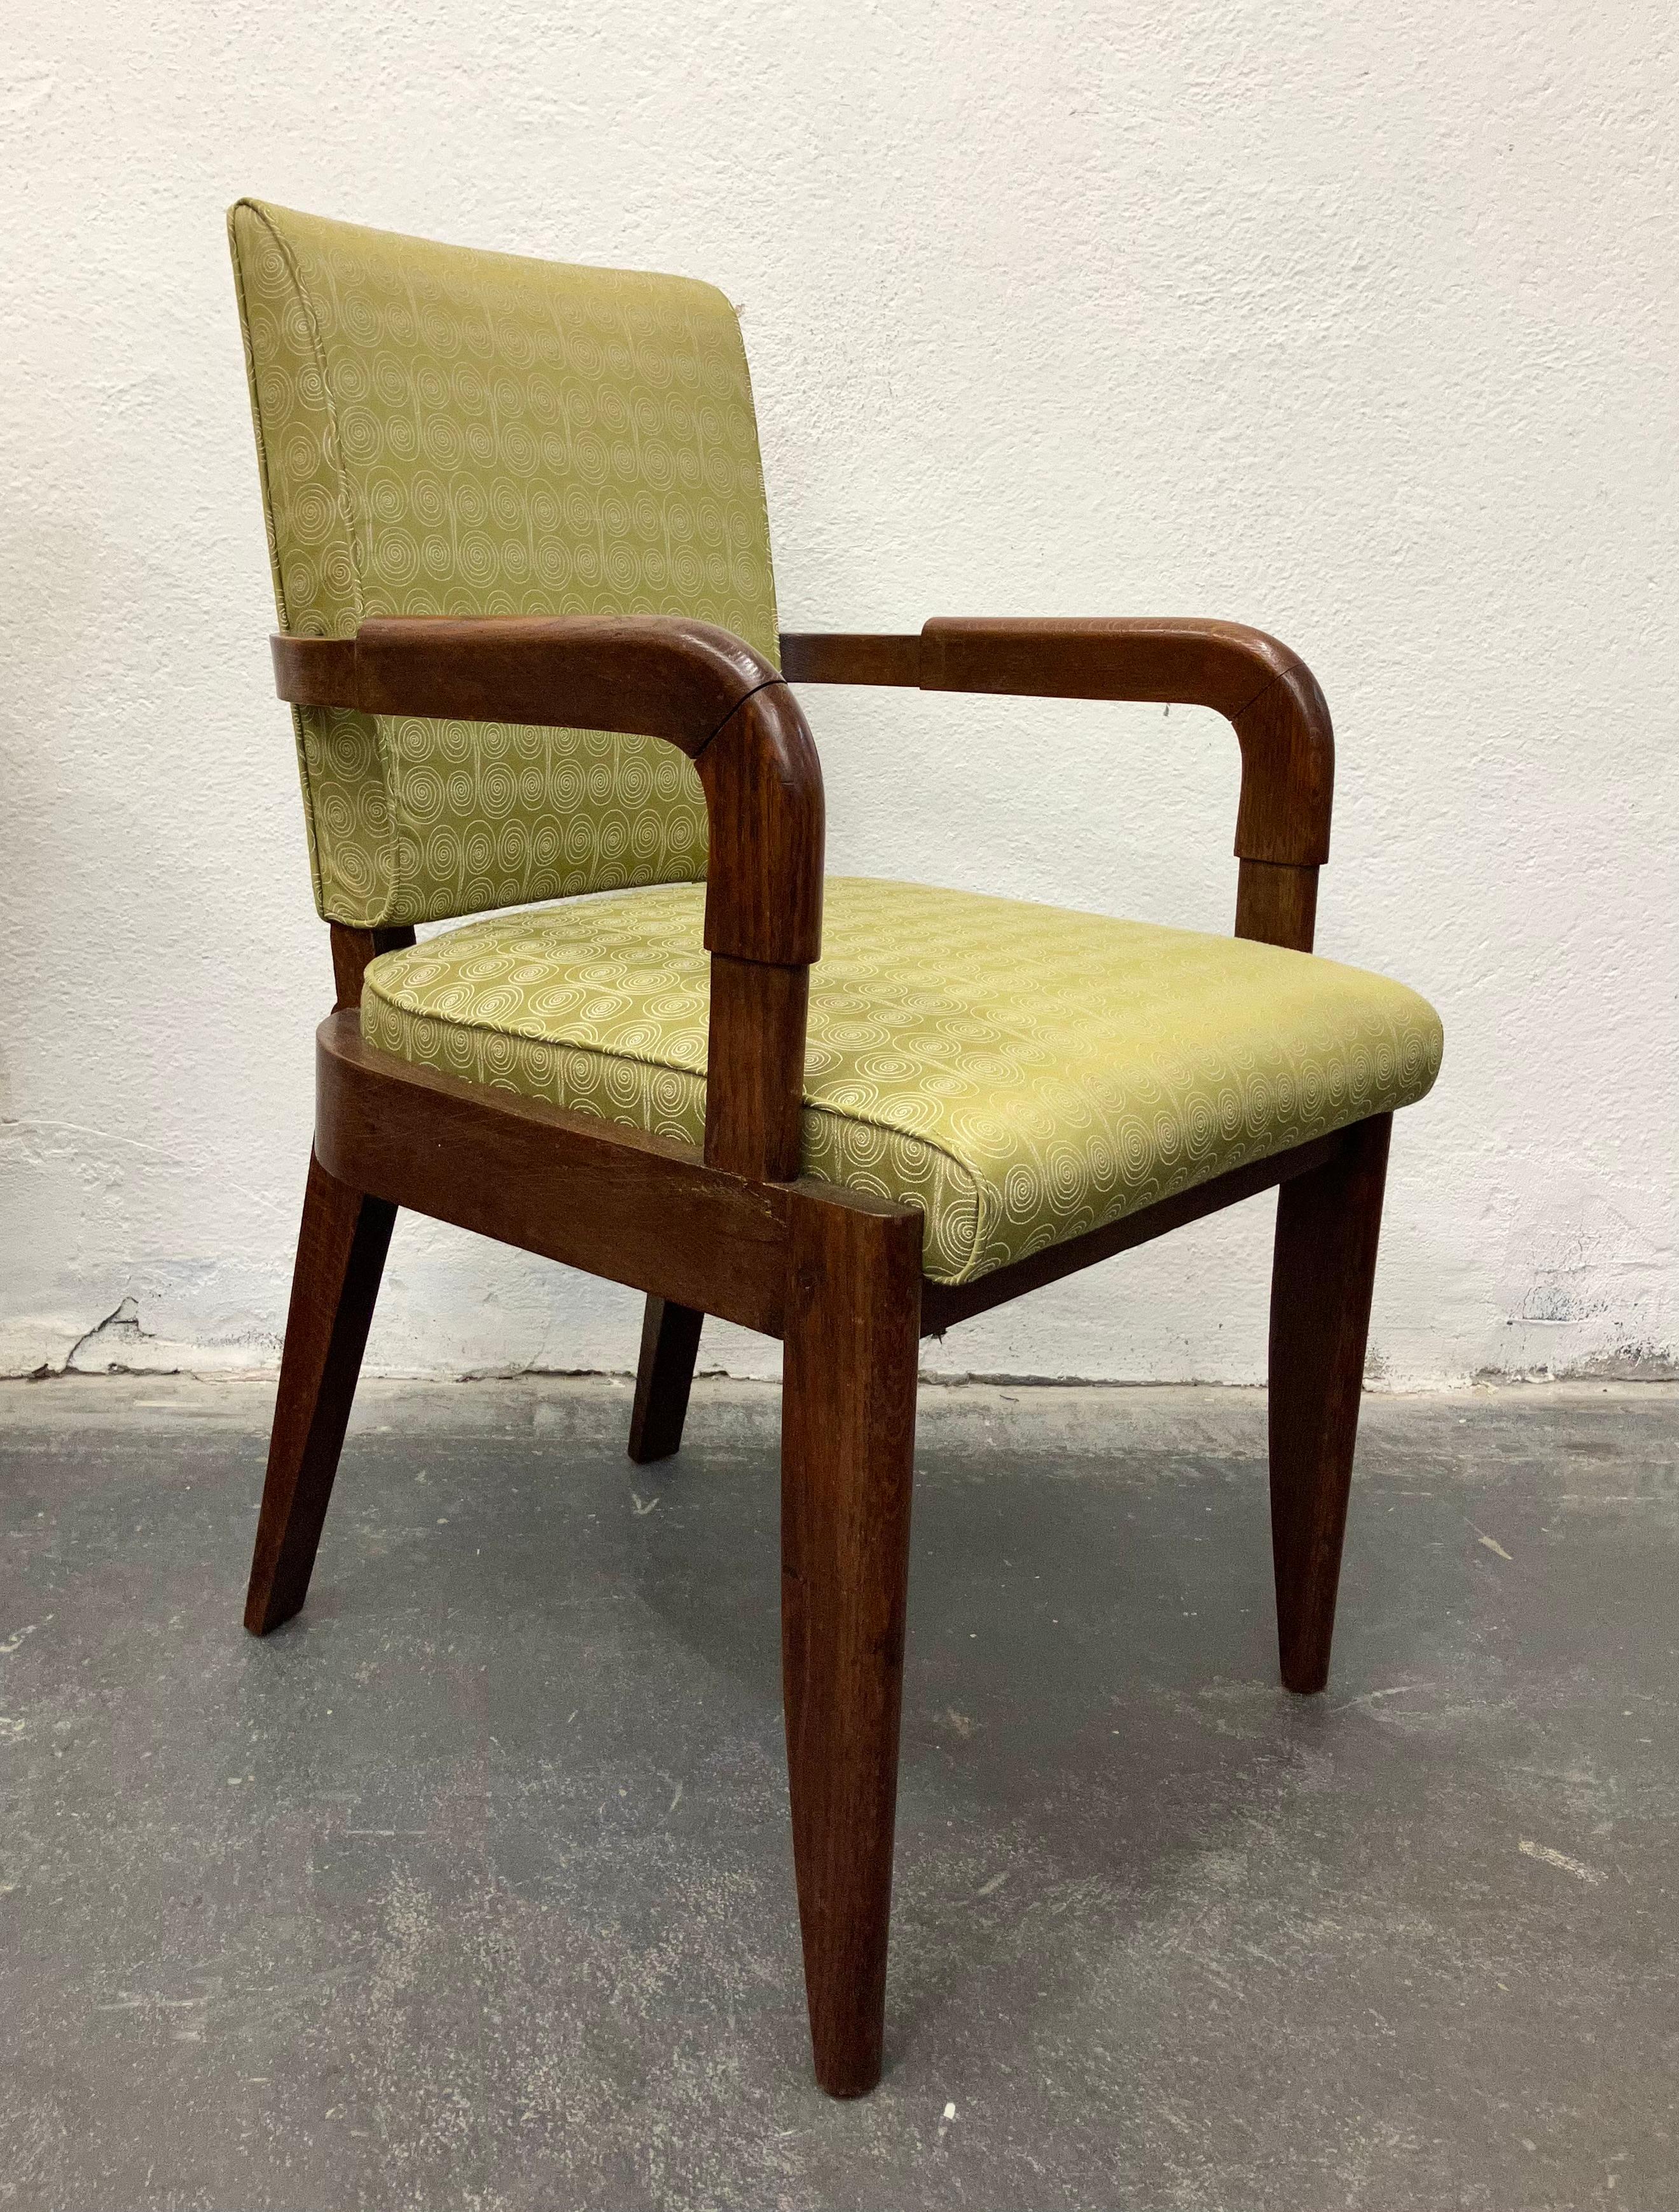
36,1297,178,1382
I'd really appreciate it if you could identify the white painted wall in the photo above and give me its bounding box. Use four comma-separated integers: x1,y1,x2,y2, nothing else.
3,0,1674,1387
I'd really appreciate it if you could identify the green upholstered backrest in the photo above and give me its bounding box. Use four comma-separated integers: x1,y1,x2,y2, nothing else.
228,200,779,927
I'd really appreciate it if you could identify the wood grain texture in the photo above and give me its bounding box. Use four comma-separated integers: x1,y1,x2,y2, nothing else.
314,1013,794,1334
920,1133,1342,1334
920,613,1286,712
274,616,779,755
1221,651,1333,871
1268,1113,1392,1694
271,632,356,707
778,618,1334,936
695,681,825,967
781,1188,923,2097
919,620,1332,868
703,955,809,1179
627,1297,705,1464
330,923,417,1011
779,632,921,687
1234,859,1320,954
244,1152,395,1635
283,621,826,1144
241,328,1416,2107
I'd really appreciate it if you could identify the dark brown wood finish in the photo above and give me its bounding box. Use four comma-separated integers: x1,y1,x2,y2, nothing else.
315,1013,795,1336
277,620,825,1180
330,923,416,1012
1268,1113,1392,1692
1234,857,1318,955
276,616,779,752
780,617,1334,951
244,1152,396,1633
270,632,356,707
704,955,809,1179
778,631,920,688
627,1297,706,1464
780,1188,923,2098
275,621,824,969
693,681,824,968
920,1132,1342,1334
244,605,1408,2102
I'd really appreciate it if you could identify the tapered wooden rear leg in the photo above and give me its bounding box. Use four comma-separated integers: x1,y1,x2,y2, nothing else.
627,1296,704,1464
244,1151,396,1636
780,1194,921,2098
1268,1113,1392,1694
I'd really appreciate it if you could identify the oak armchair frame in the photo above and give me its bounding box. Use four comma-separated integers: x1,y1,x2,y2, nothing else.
248,611,1390,2097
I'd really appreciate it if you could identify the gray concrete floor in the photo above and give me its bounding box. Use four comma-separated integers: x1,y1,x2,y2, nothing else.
1,1374,1675,2211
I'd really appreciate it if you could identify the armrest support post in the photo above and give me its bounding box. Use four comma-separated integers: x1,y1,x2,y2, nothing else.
331,924,417,1012
695,683,824,1177
274,617,824,1182
705,955,810,1179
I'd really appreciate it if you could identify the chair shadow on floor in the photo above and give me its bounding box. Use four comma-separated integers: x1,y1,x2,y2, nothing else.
336,1402,1438,2074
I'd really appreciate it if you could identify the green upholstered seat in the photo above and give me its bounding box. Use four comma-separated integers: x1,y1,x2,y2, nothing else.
362,879,1443,1285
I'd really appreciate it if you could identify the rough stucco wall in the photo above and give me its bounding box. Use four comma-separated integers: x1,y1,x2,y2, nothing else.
1,1,1674,1386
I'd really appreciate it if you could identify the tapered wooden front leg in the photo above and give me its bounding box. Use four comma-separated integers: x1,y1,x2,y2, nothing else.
780,1192,922,2098
244,1152,395,1635
627,1296,704,1464
1268,1113,1392,1693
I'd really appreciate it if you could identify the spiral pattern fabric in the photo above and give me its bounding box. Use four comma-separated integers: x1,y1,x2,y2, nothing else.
228,200,778,927
361,879,1444,1285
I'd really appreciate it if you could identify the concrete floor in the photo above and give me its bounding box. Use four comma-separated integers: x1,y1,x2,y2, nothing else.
1,1375,1675,2211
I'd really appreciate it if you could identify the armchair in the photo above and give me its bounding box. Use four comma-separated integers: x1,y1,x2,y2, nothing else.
230,201,1442,2097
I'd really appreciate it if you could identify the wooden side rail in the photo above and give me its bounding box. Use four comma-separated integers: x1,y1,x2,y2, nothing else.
780,618,1334,951
273,616,824,1179
317,1007,1343,1341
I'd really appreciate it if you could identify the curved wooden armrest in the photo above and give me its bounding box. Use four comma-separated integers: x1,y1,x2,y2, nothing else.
780,617,1334,950
273,616,822,969
275,615,824,1179
275,615,775,757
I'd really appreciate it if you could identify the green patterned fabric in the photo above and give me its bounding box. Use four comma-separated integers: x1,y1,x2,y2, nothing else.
362,880,1444,1285
228,200,778,927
